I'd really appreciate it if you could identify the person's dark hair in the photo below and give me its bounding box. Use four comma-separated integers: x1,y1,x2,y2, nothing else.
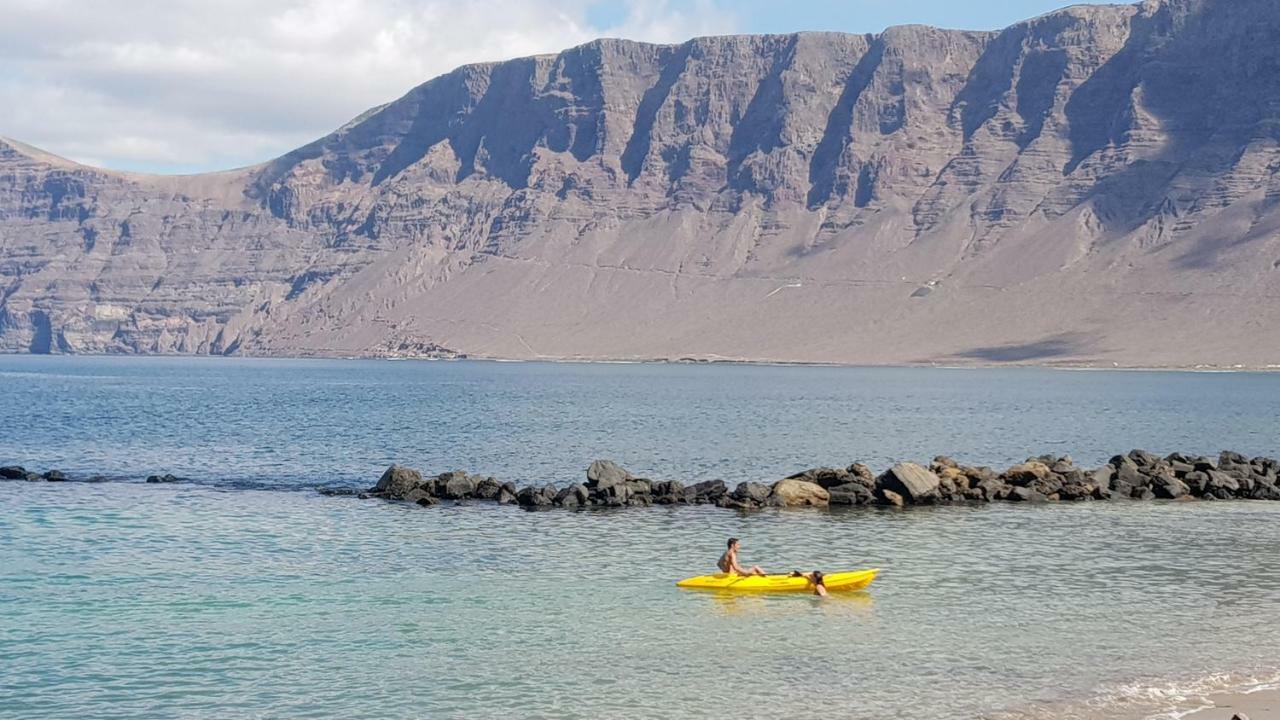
727,537,739,549
812,571,825,586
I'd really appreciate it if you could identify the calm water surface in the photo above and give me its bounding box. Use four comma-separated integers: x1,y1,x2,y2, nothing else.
2,357,1280,719
2,356,1279,485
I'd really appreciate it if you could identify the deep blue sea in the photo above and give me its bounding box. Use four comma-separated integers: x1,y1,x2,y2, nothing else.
2,356,1279,719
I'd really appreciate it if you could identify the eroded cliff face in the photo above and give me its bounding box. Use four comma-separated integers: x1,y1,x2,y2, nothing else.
3,0,1280,366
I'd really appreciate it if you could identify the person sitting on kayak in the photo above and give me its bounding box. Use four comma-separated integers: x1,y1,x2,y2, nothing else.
718,538,765,576
789,570,828,597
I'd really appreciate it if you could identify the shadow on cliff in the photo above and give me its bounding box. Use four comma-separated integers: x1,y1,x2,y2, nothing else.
946,332,1096,363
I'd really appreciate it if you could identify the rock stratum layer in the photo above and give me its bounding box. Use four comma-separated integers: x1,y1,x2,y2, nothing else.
3,0,1280,366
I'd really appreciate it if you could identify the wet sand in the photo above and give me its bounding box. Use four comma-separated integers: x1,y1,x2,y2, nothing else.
1181,688,1279,719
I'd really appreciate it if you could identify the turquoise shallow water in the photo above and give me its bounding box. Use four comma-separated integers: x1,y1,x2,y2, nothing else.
3,484,1280,719
3,357,1280,718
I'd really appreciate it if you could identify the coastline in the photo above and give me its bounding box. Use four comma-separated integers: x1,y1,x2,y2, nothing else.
3,349,1280,373
1181,687,1279,719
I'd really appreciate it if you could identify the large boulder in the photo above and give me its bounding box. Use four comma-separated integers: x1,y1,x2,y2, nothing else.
652,480,686,504
770,479,830,507
1003,461,1052,487
435,471,477,499
374,465,425,499
786,467,851,490
732,481,772,504
496,483,518,505
1205,470,1240,496
586,460,632,490
517,486,552,507
686,480,728,504
973,477,1010,501
0,466,27,480
827,483,875,506
878,463,941,504
554,483,590,508
1151,475,1190,499
473,477,502,500
403,487,438,506
1007,486,1048,503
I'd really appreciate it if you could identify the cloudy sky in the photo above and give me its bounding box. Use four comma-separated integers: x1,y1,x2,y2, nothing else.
0,0,1114,174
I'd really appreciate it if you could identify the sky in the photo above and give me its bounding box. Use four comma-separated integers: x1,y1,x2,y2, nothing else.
0,0,1125,174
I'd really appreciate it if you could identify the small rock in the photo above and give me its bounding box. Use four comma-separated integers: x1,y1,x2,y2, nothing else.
0,466,27,480
880,490,905,508
145,473,178,484
317,486,358,496
43,470,69,482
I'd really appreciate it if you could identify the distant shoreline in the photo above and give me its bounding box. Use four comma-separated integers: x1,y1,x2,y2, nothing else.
3,351,1280,374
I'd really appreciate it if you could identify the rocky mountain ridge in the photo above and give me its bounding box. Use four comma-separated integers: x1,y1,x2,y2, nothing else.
3,0,1280,367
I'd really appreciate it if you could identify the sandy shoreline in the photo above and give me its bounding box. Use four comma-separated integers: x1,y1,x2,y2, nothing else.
1179,687,1279,719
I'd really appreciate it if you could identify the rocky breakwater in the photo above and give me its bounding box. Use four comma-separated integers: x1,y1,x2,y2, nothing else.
347,450,1280,511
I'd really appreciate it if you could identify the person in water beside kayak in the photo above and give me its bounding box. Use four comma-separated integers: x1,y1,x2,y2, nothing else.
789,570,828,597
718,538,765,577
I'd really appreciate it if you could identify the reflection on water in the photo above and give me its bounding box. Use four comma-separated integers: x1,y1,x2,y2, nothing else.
699,590,876,618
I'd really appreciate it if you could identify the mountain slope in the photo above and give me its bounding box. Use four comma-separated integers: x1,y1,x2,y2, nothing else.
3,0,1280,366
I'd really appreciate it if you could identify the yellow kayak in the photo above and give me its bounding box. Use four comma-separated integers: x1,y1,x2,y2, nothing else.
676,568,879,593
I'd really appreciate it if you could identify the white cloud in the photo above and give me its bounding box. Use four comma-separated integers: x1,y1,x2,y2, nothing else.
0,0,737,173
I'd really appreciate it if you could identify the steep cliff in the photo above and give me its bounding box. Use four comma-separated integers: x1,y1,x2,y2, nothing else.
3,0,1279,366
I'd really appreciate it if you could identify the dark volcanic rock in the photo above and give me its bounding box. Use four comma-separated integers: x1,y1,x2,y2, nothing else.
1007,486,1048,503
375,465,425,500
145,473,178,484
435,471,476,499
43,470,68,482
0,466,27,480
686,480,728,504
517,486,552,508
828,484,875,506
496,484,518,505
846,464,876,486
877,463,941,504
732,481,772,504
317,486,358,496
554,483,590,508
473,477,502,500
586,460,632,490
403,487,437,506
